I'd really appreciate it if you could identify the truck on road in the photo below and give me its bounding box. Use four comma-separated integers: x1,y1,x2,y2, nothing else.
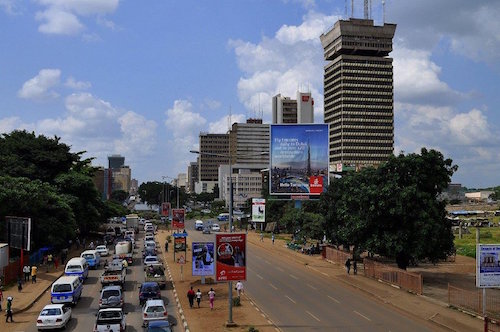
126,214,139,234
100,260,126,287
114,241,133,265
94,308,126,332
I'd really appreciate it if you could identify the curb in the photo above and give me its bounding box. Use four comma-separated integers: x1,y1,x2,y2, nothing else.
17,270,65,314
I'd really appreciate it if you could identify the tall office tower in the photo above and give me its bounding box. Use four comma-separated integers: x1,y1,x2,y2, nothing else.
229,120,270,166
108,154,125,169
272,91,314,124
187,161,199,193
198,133,229,182
320,18,396,171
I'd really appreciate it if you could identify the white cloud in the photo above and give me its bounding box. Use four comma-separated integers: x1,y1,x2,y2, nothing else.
203,98,221,111
65,77,91,90
0,0,20,15
164,100,207,138
34,0,119,35
18,68,61,100
0,117,22,134
275,11,332,45
448,109,492,146
115,111,157,156
208,114,246,134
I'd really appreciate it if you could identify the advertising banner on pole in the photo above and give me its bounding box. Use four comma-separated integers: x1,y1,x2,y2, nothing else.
252,198,265,223
476,244,500,288
216,233,246,282
270,124,329,195
172,208,185,229
161,202,171,217
192,242,215,276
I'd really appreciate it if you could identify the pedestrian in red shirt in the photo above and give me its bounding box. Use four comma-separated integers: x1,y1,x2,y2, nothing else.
187,287,195,308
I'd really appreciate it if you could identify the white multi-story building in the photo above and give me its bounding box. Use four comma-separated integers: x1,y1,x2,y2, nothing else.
272,91,314,124
219,164,266,209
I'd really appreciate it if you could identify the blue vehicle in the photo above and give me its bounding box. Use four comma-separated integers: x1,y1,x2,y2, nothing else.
51,275,83,305
217,213,229,221
65,257,89,281
81,250,101,269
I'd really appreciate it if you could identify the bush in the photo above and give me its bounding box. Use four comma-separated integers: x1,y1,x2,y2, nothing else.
232,297,241,306
482,231,493,239
248,326,259,332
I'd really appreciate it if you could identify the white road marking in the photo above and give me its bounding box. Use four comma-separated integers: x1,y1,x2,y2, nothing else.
261,313,266,318
276,266,284,272
328,295,340,303
256,273,264,280
307,284,317,290
285,295,296,304
309,267,320,272
321,272,329,277
289,274,298,280
306,310,321,322
269,283,278,290
354,310,371,321
254,254,262,260
265,260,271,265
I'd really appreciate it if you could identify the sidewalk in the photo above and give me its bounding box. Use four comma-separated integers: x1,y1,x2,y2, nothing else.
249,231,483,332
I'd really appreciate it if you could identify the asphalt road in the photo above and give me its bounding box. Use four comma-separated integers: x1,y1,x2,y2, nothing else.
16,230,179,332
185,219,433,332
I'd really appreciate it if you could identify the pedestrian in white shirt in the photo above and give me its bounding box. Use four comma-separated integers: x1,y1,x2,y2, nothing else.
236,281,244,298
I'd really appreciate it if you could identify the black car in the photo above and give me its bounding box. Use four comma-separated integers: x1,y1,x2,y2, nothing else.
143,247,157,259
139,282,161,305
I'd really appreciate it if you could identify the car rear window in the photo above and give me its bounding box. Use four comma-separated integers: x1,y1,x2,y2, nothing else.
40,308,62,316
102,289,120,298
146,305,165,313
98,311,122,319
53,284,72,292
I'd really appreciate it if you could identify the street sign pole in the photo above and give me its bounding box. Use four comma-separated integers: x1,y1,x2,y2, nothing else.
227,162,234,325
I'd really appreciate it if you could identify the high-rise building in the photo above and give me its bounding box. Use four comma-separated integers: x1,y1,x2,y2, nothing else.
272,91,314,124
187,161,199,193
320,18,396,171
108,154,125,169
218,164,265,209
198,133,229,182
112,166,131,192
229,120,270,165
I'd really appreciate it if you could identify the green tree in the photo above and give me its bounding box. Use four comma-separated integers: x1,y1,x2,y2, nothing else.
0,176,76,249
111,190,129,203
138,181,164,205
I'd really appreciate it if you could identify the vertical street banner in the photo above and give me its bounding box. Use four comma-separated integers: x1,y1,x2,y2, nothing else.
252,198,266,223
172,208,185,229
270,124,329,195
216,233,246,282
476,244,500,288
6,216,31,251
161,202,171,217
192,242,215,276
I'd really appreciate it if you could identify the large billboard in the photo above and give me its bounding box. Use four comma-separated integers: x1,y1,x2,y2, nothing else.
172,208,185,229
7,216,31,251
252,198,265,223
192,242,215,276
270,124,329,195
161,202,171,217
216,233,246,282
476,244,500,288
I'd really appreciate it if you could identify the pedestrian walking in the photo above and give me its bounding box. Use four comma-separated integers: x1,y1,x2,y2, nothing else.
31,265,38,283
17,275,22,292
272,234,275,245
5,296,13,322
208,288,215,310
23,265,30,282
61,248,68,265
195,289,202,308
187,287,195,308
353,260,357,275
345,258,351,275
76,237,80,249
89,241,95,250
235,281,244,298
260,232,264,242
165,241,169,253
54,257,59,270
47,253,53,271
0,287,3,311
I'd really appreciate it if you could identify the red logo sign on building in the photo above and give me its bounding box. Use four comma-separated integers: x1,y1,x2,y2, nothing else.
216,233,246,282
309,176,323,195
301,95,310,102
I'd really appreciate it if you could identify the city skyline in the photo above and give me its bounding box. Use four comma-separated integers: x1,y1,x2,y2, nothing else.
0,1,499,187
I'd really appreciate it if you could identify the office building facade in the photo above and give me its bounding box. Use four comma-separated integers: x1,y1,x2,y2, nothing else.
230,120,270,165
272,91,314,124
320,18,396,171
108,154,125,169
187,161,199,193
198,132,229,183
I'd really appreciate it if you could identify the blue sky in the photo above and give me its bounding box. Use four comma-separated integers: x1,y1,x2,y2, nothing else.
1,0,499,188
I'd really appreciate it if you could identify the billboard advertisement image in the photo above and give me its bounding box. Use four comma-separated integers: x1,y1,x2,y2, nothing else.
476,244,500,288
172,208,185,229
161,202,171,217
192,242,215,276
270,124,329,195
252,198,266,223
216,233,246,282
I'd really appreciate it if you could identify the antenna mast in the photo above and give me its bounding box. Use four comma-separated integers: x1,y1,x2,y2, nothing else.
382,0,386,23
364,0,368,19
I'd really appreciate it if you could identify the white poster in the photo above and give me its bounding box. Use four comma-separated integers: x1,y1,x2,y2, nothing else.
252,198,265,223
476,244,500,288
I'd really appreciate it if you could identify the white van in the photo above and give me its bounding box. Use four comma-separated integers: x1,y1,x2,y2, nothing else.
65,257,89,281
81,250,101,269
51,275,83,305
195,220,204,231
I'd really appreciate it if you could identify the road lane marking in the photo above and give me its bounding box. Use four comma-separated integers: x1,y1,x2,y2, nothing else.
328,295,340,303
265,260,271,265
321,272,329,277
306,310,321,322
254,254,262,260
309,267,320,272
276,267,284,272
307,284,317,290
269,283,278,290
256,273,264,280
289,274,298,280
354,310,371,321
261,313,266,318
285,295,296,304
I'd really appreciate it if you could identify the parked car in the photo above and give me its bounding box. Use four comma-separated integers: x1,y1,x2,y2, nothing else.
139,282,162,305
95,245,109,257
94,308,126,332
147,319,173,332
211,223,221,232
36,304,72,330
202,226,211,234
99,285,124,308
142,299,168,327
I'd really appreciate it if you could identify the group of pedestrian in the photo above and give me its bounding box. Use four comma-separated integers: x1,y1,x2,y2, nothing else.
20,264,38,287
186,287,218,310
345,258,357,275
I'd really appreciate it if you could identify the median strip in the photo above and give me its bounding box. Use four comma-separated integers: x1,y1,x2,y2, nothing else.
285,295,296,304
306,310,321,322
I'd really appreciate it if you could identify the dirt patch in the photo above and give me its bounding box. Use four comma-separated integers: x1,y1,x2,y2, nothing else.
157,229,276,332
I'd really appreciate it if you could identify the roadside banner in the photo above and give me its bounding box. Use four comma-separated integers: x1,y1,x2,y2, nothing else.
161,202,171,217
216,233,246,281
476,244,500,288
252,198,265,223
172,208,185,229
192,242,215,276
